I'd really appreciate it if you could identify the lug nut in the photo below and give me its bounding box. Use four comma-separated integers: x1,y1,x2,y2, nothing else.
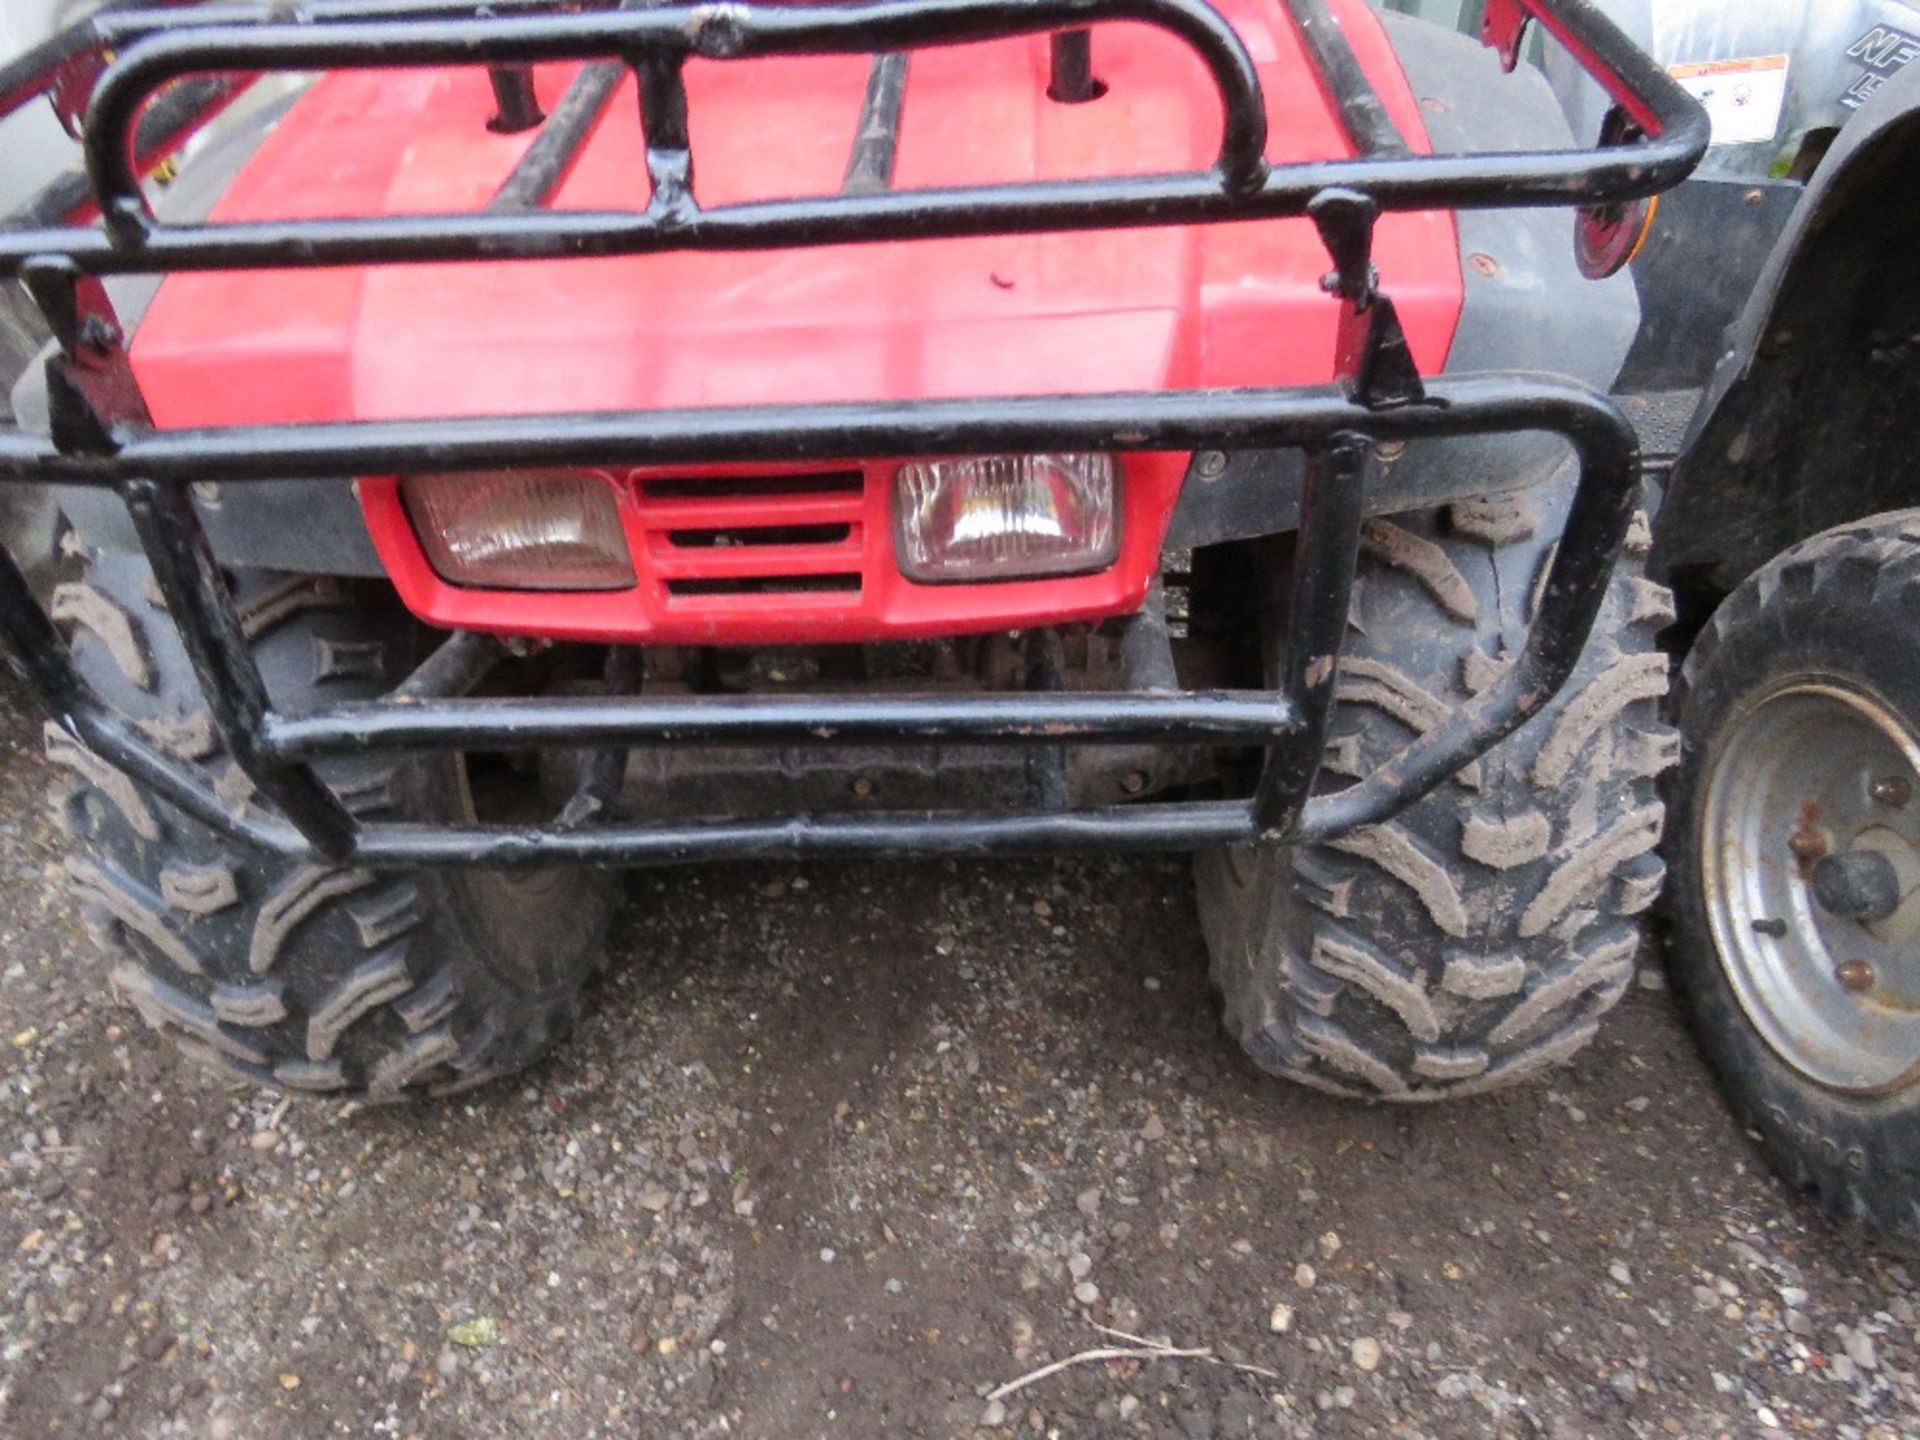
1120,771,1149,795
850,776,876,799
1788,828,1827,862
1835,959,1876,993
1870,774,1913,808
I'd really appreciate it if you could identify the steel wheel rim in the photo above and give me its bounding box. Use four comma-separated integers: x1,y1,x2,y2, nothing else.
1702,678,1920,1094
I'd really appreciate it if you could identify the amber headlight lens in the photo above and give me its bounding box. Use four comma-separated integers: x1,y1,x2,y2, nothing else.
893,453,1119,583
402,469,635,591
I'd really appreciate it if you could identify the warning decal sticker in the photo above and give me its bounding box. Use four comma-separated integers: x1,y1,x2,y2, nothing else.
1668,54,1790,147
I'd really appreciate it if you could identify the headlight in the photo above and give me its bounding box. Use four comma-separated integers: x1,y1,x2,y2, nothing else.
402,469,635,591
893,453,1119,583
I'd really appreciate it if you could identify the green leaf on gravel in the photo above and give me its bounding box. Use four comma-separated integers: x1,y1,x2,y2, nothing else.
447,1317,500,1348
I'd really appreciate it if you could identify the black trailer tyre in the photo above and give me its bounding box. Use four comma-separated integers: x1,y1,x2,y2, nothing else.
47,548,619,1100
1666,512,1920,1239
1195,482,1676,1099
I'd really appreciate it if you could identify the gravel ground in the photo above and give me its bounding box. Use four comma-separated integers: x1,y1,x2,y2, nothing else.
3,680,1919,1440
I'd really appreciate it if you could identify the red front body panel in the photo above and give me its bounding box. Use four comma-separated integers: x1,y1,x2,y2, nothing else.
129,0,1462,645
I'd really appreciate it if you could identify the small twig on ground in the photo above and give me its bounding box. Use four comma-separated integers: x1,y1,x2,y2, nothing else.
825,1118,844,1215
523,1337,589,1410
1092,1322,1282,1382
987,1344,1213,1403
1090,1322,1174,1348
986,1320,1282,1403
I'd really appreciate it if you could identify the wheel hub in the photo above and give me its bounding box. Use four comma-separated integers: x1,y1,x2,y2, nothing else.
1810,850,1902,923
1702,680,1920,1093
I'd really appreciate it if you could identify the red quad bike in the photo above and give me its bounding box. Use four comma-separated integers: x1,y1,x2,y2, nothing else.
0,0,1706,1102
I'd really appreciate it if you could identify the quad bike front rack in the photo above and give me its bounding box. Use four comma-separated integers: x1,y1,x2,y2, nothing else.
0,0,1707,869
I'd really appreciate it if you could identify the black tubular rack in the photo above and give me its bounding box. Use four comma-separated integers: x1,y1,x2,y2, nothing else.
0,0,1708,869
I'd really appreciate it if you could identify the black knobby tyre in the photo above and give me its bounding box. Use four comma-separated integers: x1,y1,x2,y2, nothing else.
47,548,618,1100
1195,483,1677,1099
1665,512,1920,1241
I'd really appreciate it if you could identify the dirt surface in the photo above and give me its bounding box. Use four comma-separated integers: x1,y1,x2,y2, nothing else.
2,678,1918,1440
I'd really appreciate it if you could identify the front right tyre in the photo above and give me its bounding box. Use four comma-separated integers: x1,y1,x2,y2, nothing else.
1195,479,1676,1101
1666,511,1920,1242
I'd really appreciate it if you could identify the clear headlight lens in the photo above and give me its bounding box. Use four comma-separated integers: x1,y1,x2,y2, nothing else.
403,469,635,591
893,453,1119,583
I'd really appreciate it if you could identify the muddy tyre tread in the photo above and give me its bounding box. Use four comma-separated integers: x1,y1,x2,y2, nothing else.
1197,490,1674,1101
49,550,612,1101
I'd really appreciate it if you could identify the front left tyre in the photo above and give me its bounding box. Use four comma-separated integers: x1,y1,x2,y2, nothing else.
48,546,619,1100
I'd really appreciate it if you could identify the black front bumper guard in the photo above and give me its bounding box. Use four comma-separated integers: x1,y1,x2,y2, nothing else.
0,0,1707,869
